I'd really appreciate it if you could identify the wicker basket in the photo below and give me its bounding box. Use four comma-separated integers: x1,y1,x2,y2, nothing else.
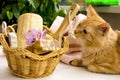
0,26,68,78
0,3,80,78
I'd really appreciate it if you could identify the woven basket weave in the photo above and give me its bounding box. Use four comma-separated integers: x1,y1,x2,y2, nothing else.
0,26,68,78
0,3,80,78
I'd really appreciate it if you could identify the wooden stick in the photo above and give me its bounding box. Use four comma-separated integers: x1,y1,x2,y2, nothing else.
54,3,80,39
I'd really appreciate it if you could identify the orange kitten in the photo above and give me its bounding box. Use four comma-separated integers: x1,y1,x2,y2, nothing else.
71,5,120,74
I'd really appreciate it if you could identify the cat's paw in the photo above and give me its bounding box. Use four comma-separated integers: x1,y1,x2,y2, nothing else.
70,59,82,67
87,65,97,72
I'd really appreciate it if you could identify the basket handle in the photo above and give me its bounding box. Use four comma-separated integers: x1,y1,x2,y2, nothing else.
0,33,10,49
54,3,80,39
1,21,7,36
2,21,17,36
43,25,55,37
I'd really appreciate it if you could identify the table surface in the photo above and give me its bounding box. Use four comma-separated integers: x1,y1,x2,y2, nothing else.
0,46,120,80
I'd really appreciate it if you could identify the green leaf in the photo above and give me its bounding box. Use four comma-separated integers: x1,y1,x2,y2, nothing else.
22,9,28,14
39,4,44,12
58,9,66,17
13,7,20,19
34,0,39,8
18,1,25,10
66,1,72,5
7,11,13,20
0,0,64,26
52,0,61,3
27,0,36,9
54,3,59,13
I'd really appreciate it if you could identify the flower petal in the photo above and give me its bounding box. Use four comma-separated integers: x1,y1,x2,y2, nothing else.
26,32,33,40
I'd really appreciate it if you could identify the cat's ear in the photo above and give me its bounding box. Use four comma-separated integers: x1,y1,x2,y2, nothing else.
87,5,106,22
98,23,110,36
87,5,98,17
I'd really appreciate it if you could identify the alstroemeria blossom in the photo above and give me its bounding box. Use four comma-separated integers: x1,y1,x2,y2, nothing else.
26,29,46,45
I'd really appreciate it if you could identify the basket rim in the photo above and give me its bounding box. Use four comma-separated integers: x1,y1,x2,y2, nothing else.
0,24,68,61
2,37,68,61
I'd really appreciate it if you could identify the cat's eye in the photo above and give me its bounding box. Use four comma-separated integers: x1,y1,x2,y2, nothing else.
83,29,87,34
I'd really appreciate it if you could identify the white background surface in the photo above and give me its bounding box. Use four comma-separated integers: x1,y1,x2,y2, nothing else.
0,55,120,80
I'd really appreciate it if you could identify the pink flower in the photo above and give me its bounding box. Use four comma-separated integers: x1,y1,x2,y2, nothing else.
26,29,46,45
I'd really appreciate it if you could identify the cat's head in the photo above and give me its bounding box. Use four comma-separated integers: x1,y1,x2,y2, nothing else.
74,5,111,47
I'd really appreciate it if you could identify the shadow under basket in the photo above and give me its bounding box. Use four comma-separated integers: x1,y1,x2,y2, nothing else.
0,34,68,78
